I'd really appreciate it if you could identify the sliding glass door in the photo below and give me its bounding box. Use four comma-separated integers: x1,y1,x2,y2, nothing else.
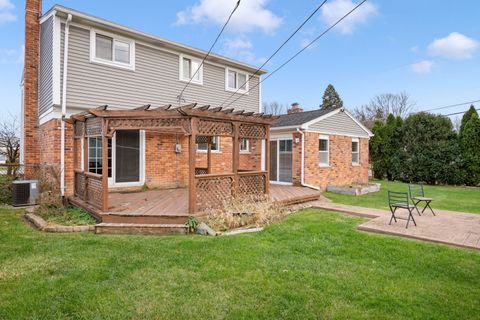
115,130,140,183
269,139,293,183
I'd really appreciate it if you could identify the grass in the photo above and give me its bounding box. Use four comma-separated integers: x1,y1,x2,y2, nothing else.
324,180,480,214
35,205,97,226
1,208,479,319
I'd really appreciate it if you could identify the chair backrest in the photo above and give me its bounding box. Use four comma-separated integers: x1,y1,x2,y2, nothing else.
408,184,424,199
388,191,409,206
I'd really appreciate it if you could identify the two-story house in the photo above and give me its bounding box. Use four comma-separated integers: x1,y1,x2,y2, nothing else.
22,1,266,200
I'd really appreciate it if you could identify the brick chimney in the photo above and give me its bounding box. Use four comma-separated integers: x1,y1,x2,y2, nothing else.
23,0,41,170
287,102,303,114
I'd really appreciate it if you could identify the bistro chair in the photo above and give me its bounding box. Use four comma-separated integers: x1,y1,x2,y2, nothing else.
388,191,417,229
409,184,436,216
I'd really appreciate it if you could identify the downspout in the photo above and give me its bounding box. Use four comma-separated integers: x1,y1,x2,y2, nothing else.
60,13,73,197
296,128,320,191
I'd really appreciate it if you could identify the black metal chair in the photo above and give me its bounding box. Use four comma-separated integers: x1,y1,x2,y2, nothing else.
409,184,436,216
388,191,417,228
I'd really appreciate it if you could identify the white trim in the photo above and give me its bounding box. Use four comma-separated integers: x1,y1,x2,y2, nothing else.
271,125,302,131
52,15,61,105
305,129,370,139
196,136,221,153
89,28,135,71
318,135,329,167
270,181,293,186
40,9,57,24
240,138,249,153
269,138,293,184
225,67,249,94
39,108,60,125
50,5,267,75
352,137,360,166
178,54,203,85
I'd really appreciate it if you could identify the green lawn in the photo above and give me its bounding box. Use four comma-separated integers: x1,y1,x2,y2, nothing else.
324,180,480,214
1,208,479,319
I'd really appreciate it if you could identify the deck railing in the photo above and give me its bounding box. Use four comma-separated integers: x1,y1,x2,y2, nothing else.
74,169,104,210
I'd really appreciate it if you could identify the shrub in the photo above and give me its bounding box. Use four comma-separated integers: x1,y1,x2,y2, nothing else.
0,175,14,205
206,196,287,231
459,107,480,186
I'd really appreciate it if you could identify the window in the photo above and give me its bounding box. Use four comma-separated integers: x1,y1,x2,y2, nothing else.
240,138,249,152
90,30,135,70
352,138,360,165
197,136,220,152
88,137,112,176
319,136,329,166
226,68,248,93
179,55,203,84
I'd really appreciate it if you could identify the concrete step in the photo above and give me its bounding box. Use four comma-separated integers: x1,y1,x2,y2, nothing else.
101,213,189,225
95,223,188,235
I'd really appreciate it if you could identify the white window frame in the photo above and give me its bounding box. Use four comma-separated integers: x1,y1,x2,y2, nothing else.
179,54,203,85
319,135,329,167
90,28,135,71
197,136,221,153
110,130,146,188
225,67,249,94
240,138,250,153
352,137,360,166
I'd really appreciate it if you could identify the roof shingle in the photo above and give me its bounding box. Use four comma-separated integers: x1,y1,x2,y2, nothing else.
272,107,339,128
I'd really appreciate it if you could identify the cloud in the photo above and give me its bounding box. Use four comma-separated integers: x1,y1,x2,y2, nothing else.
320,0,376,34
428,32,479,59
0,0,16,24
220,37,266,65
410,60,434,74
175,0,282,34
0,46,23,63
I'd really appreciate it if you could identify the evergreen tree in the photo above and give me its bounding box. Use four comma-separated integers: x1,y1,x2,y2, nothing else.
459,108,480,186
370,114,402,180
320,84,343,110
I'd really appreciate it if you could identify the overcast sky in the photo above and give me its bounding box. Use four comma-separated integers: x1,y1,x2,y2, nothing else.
1,0,479,118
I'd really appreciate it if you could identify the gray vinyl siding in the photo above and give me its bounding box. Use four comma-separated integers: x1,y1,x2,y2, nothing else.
308,111,370,138
61,25,260,112
39,16,54,116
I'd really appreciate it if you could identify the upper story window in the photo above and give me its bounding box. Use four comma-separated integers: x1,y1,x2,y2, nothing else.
179,55,203,85
90,29,135,70
225,68,248,94
240,138,249,153
319,135,329,167
197,136,220,152
352,138,360,165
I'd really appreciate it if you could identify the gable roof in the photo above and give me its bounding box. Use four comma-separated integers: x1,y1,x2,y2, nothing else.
272,107,373,137
272,107,339,128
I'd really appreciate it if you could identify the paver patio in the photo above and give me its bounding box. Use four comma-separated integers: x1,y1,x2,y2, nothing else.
311,202,480,250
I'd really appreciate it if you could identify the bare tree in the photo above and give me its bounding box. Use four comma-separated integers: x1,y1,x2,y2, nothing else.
353,92,416,128
0,114,20,164
452,116,462,133
262,101,287,115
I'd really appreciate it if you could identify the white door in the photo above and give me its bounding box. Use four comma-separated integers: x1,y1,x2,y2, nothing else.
269,139,293,184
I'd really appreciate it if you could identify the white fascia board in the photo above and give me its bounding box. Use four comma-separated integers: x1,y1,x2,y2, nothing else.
52,14,61,106
304,129,371,139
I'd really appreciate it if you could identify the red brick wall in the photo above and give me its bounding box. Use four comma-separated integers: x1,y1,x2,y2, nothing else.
302,132,369,190
23,0,42,170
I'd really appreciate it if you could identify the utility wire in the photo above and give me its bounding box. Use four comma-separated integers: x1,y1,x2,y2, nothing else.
420,99,480,112
218,0,328,108
223,0,368,110
442,108,480,117
177,0,241,103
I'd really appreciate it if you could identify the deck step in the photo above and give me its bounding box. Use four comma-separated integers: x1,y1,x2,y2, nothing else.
95,223,188,235
275,194,320,206
101,213,189,225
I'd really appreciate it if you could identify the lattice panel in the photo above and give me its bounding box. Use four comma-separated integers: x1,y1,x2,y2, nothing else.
238,174,266,197
239,124,266,139
74,122,84,138
198,120,233,136
195,167,208,175
86,177,103,210
196,176,233,211
86,117,103,136
107,118,191,134
74,171,85,198
195,136,211,144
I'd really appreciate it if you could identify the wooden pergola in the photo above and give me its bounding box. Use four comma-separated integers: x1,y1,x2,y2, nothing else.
68,104,278,215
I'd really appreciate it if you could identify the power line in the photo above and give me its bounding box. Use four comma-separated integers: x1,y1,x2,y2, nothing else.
218,0,328,108
223,0,368,110
421,99,480,112
443,108,480,117
177,0,241,103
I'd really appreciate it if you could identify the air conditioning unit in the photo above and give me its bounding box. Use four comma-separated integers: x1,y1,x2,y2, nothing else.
12,180,40,207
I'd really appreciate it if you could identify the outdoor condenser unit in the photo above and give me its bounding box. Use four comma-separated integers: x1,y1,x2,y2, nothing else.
12,180,40,207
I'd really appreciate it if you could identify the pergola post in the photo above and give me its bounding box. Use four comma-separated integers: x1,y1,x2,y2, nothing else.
101,119,109,212
207,136,212,174
232,122,239,197
82,124,88,200
188,118,198,214
265,125,270,195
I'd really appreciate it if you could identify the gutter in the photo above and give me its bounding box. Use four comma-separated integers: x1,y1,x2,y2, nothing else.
60,13,72,197
296,128,320,191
